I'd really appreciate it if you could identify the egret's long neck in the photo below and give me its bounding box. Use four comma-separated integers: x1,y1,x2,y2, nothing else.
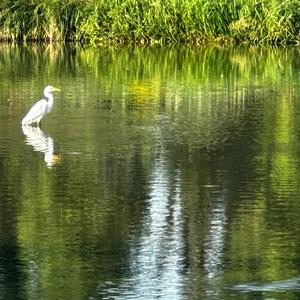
45,91,54,113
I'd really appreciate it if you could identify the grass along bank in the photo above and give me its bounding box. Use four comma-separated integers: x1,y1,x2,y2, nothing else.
1,0,300,45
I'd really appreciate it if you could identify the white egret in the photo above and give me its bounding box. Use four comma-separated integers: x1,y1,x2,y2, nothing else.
21,85,61,126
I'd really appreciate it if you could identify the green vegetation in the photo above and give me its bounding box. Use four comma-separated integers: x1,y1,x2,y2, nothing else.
1,0,300,45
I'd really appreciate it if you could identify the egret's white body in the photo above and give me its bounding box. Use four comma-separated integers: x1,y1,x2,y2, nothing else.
21,85,61,126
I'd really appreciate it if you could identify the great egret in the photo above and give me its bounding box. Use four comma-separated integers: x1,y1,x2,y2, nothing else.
21,85,61,126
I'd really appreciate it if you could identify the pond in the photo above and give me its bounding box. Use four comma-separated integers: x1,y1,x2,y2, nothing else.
1,44,300,299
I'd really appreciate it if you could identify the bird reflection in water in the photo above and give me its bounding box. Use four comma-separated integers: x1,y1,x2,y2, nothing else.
22,126,61,168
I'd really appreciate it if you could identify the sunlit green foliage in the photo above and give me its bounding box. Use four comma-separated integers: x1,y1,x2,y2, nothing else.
1,0,300,44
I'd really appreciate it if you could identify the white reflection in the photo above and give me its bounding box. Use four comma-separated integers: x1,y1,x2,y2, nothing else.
101,159,185,299
22,126,61,168
198,187,227,300
129,160,184,299
204,192,226,279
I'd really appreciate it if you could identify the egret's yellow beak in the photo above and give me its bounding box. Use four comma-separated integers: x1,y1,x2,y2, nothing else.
52,87,61,92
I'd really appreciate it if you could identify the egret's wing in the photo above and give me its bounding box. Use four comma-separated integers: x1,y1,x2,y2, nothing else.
22,99,48,125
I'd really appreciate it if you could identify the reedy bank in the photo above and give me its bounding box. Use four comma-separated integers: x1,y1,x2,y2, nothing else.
0,0,300,45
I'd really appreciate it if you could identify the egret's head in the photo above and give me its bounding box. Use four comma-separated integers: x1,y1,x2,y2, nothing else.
44,85,61,95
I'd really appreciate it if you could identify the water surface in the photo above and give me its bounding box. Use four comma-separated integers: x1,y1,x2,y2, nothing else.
1,44,300,299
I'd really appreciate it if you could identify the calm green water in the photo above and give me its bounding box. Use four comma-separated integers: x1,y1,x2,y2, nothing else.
1,44,300,299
